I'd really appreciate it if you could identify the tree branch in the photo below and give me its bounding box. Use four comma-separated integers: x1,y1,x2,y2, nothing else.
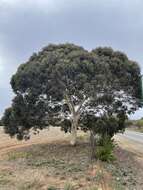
76,97,87,114
64,93,75,115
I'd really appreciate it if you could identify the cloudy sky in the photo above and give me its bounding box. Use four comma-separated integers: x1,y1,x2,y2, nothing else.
0,0,143,119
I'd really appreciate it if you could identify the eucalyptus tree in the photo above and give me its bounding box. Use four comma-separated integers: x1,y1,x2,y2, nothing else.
2,44,142,146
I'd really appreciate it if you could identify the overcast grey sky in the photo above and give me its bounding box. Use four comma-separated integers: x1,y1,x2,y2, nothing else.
0,0,143,119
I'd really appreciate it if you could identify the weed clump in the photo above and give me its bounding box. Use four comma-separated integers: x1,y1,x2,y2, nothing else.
96,136,115,162
47,186,57,190
64,182,74,190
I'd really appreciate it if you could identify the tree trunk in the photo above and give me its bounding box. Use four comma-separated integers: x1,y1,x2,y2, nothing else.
90,130,96,159
70,118,78,146
64,93,84,146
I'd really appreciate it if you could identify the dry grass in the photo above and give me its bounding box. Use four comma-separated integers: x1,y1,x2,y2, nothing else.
0,127,142,189
1,141,112,189
0,127,115,190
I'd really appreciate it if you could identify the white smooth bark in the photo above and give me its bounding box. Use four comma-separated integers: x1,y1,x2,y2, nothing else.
65,93,85,146
70,124,77,146
70,111,80,146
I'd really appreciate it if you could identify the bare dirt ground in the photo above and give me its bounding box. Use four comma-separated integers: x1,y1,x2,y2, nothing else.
114,135,143,189
0,127,113,190
0,127,143,190
0,127,67,157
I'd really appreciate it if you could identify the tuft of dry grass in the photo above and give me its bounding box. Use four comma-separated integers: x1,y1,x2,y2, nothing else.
18,180,43,190
64,182,75,190
7,151,32,161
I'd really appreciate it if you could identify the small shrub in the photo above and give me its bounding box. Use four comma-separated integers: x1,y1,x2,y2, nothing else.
47,186,57,190
7,151,32,161
0,176,11,185
86,187,98,190
96,136,115,162
18,180,43,190
125,120,134,127
0,119,3,126
135,119,143,129
64,182,74,190
0,170,13,185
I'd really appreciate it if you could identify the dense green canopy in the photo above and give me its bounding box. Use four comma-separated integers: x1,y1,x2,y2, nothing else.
2,43,142,142
92,47,142,99
11,45,141,99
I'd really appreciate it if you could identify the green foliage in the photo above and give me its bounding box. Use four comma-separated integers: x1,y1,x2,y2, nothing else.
64,183,74,190
7,151,32,161
135,119,143,128
0,119,2,126
27,157,83,173
96,136,115,162
18,180,43,190
0,175,11,185
125,120,134,127
2,43,142,140
81,114,126,138
92,47,142,99
47,183,74,190
86,187,98,190
47,186,57,190
2,93,47,140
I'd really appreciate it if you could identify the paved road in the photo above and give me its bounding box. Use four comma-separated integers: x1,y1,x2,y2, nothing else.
119,130,143,144
116,130,143,156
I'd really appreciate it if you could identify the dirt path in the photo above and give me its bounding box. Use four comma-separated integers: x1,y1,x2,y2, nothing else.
0,127,68,156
